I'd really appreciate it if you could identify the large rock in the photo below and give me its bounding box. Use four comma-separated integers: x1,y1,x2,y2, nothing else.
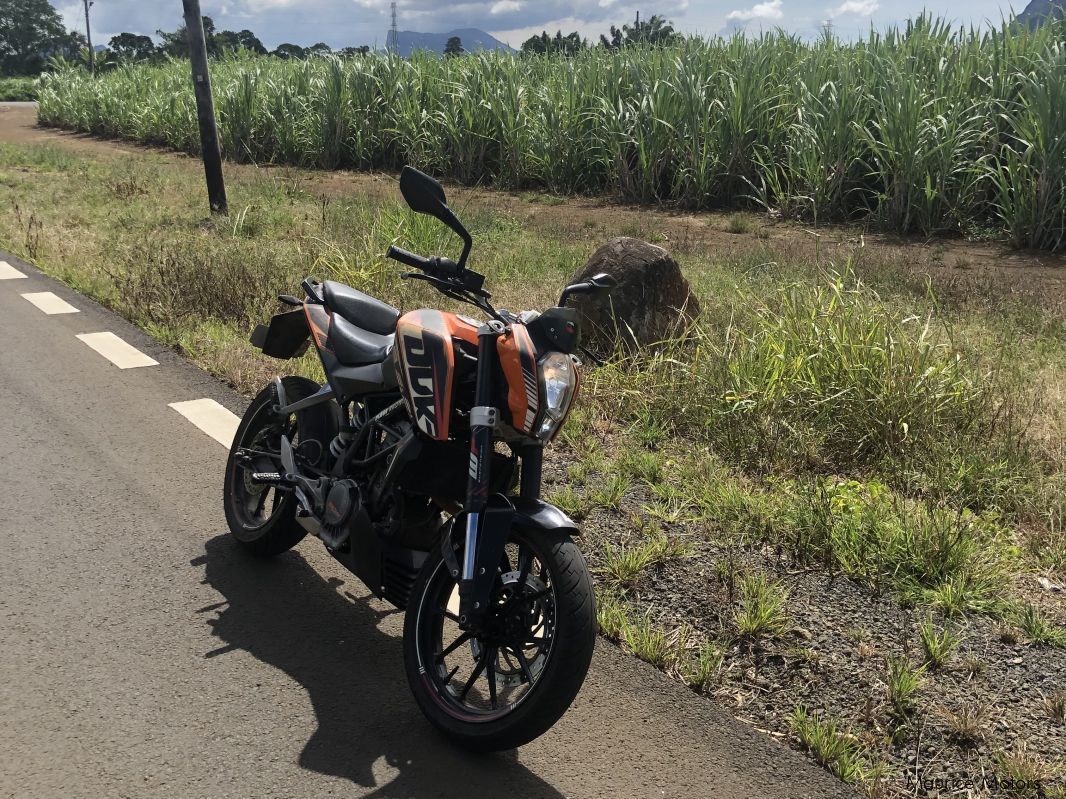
568,237,700,355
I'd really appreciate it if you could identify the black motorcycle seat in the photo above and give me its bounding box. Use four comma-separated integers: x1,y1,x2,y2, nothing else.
329,313,394,366
322,281,400,334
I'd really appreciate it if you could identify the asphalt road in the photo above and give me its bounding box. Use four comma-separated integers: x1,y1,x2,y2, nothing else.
0,252,856,799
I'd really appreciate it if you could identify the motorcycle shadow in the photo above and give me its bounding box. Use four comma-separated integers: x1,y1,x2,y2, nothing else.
194,534,565,799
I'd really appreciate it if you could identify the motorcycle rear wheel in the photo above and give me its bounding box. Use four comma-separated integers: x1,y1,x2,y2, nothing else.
403,526,596,751
223,377,336,557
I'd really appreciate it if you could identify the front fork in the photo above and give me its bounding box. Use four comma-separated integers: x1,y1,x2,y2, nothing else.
446,321,543,631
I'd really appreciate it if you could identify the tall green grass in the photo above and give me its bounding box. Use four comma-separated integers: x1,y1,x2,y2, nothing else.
0,77,37,101
37,16,1066,249
588,268,1004,475
582,262,1066,570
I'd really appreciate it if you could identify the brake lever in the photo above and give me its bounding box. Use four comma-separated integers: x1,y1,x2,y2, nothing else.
401,271,444,287
401,271,469,294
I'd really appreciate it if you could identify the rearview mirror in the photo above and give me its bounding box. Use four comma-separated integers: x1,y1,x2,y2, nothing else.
589,273,617,290
398,165,473,269
400,165,448,218
559,273,617,307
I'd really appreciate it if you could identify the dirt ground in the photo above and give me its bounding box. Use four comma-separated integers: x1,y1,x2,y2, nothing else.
3,102,1063,319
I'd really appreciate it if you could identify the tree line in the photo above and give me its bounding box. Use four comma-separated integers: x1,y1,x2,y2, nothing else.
147,16,371,63
0,0,373,76
1,0,89,74
1,0,680,77
520,14,681,55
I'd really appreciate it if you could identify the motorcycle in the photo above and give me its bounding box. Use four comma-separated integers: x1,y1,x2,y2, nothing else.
224,166,616,751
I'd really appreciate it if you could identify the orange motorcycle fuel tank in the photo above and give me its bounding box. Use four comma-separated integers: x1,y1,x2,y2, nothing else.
393,310,580,443
496,323,541,436
394,310,479,441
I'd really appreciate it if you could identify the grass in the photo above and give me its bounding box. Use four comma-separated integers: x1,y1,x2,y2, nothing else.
994,746,1057,796
598,596,728,693
961,655,985,679
616,450,664,485
598,525,689,588
917,615,962,669
586,472,631,511
0,77,36,102
625,457,1027,617
999,625,1022,645
596,594,675,668
618,614,673,668
1045,692,1066,725
885,655,925,720
784,482,1017,612
1013,603,1066,647
940,703,988,747
684,639,725,690
589,274,1018,481
725,214,752,235
37,15,1066,251
545,485,593,521
734,572,790,640
788,706,882,785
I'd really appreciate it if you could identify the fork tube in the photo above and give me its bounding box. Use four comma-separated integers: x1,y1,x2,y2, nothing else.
519,444,543,500
463,322,504,582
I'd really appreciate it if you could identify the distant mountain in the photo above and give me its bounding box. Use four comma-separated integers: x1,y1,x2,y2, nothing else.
389,28,514,57
1015,0,1066,27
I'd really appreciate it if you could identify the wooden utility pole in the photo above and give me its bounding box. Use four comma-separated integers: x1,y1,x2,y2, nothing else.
83,0,95,76
182,0,228,214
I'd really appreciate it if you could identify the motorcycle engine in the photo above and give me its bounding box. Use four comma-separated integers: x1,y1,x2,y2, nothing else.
320,479,365,550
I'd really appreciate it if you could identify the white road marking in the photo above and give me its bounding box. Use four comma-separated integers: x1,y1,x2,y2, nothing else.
169,399,240,448
76,332,159,369
22,291,79,314
0,261,27,280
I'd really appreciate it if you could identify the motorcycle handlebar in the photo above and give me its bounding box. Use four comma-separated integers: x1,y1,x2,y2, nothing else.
386,246,460,279
386,245,431,271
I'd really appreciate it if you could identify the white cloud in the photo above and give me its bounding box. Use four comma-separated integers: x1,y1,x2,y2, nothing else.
726,0,784,21
829,0,879,16
490,14,609,46
240,0,304,8
490,0,523,13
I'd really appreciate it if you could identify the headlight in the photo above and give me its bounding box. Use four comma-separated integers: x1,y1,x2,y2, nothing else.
535,352,579,441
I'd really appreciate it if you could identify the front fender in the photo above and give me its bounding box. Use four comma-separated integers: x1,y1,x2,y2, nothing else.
447,494,579,629
511,497,580,535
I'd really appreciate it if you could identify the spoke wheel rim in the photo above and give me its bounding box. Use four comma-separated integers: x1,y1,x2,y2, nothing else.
415,532,557,722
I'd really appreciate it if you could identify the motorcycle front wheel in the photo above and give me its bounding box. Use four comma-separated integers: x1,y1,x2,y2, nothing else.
403,527,596,751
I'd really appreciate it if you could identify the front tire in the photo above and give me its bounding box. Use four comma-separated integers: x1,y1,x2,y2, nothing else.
403,527,596,751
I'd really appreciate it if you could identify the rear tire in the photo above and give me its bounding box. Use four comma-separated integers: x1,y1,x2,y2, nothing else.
403,527,596,751
223,377,337,558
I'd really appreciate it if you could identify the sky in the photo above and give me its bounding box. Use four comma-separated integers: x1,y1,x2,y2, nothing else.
55,0,1029,51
